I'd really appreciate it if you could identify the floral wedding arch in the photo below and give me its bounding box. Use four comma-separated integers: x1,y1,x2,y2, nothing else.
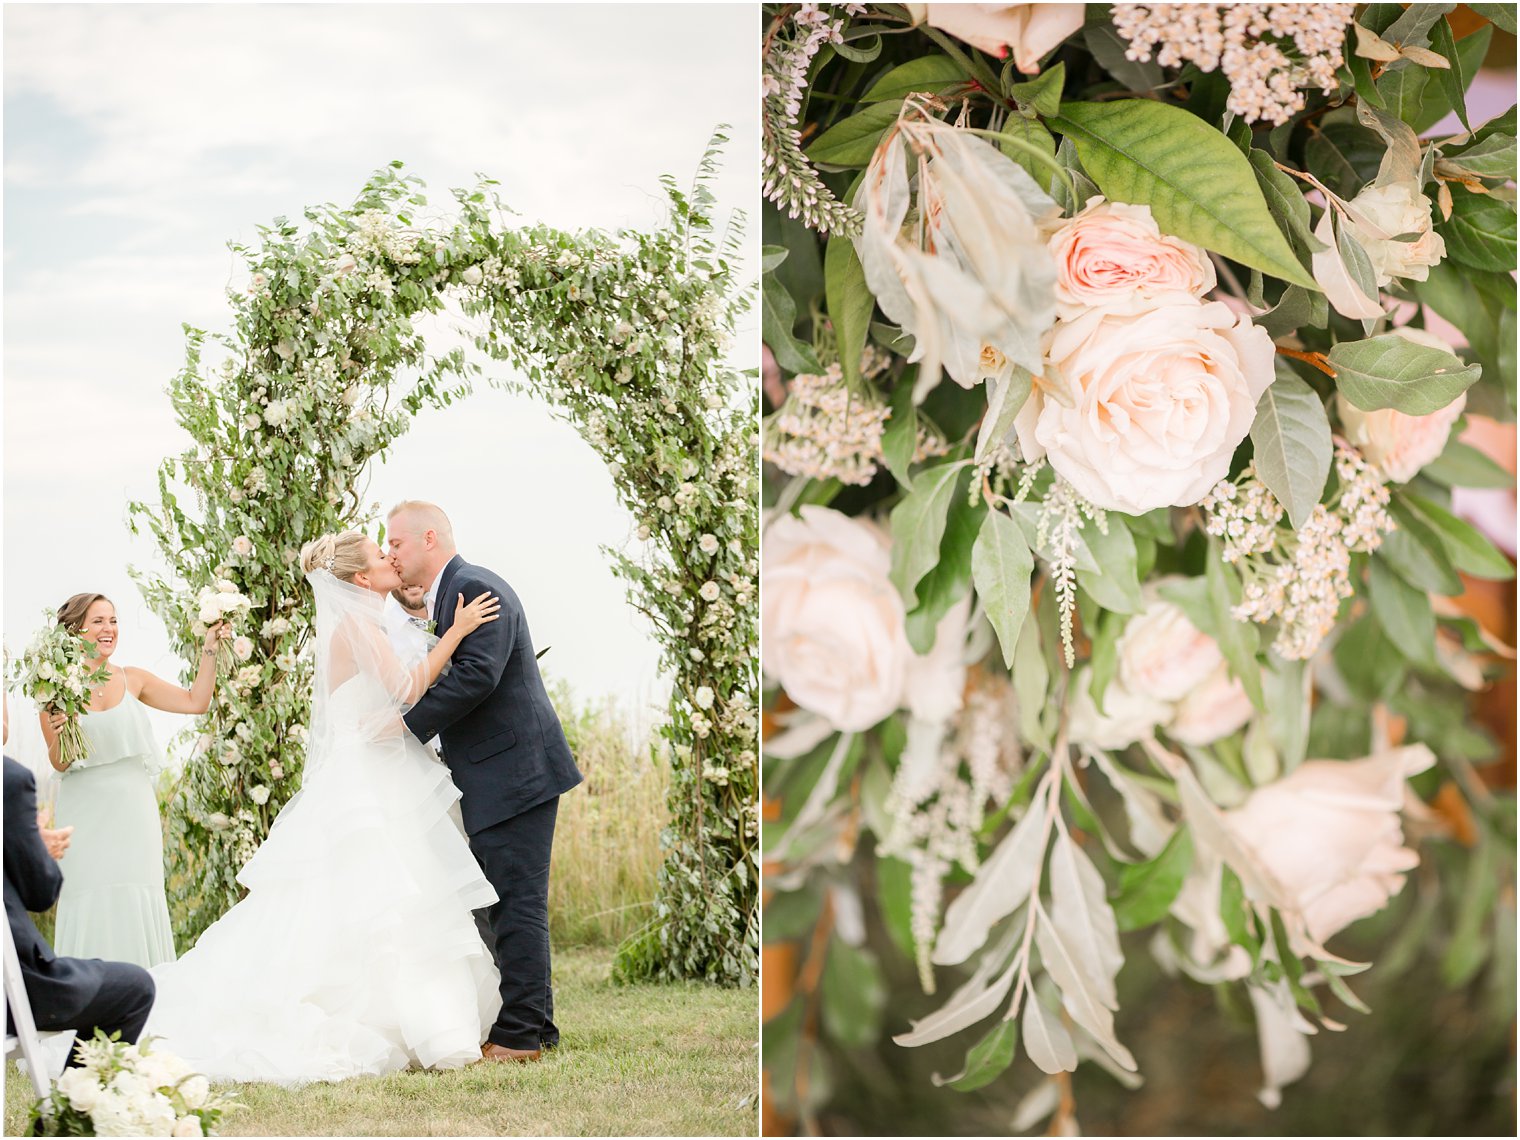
129,137,758,985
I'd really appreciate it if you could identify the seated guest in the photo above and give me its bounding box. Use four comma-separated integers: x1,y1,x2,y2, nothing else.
4,756,156,1067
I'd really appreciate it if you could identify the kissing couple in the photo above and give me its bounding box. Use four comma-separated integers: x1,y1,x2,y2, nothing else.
143,500,584,1082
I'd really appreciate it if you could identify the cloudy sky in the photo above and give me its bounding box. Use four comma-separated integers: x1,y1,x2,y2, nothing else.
4,3,757,766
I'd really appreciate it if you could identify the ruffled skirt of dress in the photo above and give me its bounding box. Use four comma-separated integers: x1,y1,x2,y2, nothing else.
144,732,499,1084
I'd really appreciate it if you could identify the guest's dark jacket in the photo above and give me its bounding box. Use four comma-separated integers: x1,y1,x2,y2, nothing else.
4,757,109,1030
402,556,582,835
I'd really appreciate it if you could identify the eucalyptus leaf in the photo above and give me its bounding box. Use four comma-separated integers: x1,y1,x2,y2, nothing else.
1401,493,1516,580
1367,556,1439,670
1022,991,1077,1075
1250,370,1332,531
1112,827,1194,931
824,233,876,392
890,462,968,609
1052,100,1317,289
943,1018,1020,1092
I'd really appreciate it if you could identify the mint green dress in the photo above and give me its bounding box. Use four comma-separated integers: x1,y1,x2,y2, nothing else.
52,689,177,968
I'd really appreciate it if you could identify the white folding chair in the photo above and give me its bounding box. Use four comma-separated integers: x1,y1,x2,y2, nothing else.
3,920,53,1102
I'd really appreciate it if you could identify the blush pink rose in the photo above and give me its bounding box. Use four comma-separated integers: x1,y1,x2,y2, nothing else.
1336,325,1467,483
1049,197,1216,317
1015,298,1275,513
1168,663,1254,745
1068,668,1171,751
913,3,1085,74
1117,583,1225,703
762,506,908,732
1225,745,1434,944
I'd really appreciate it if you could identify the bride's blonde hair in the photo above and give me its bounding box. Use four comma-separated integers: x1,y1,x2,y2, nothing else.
300,532,371,582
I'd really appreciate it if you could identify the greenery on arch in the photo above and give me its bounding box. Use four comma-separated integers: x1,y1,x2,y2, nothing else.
130,135,758,985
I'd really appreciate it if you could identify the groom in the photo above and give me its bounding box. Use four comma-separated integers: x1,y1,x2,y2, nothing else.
386,500,583,1063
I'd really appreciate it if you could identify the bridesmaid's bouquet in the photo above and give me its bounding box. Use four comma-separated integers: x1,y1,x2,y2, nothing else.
8,612,113,769
31,1030,237,1137
190,581,253,669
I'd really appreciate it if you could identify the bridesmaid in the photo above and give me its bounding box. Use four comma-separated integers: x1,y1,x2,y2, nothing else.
39,592,225,969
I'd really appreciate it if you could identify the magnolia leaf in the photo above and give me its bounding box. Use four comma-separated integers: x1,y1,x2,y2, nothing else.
895,947,1020,1046
1329,334,1481,415
862,55,969,103
1437,190,1518,273
1353,20,1402,61
935,792,1048,966
1021,990,1078,1075
1368,557,1439,670
1402,493,1516,580
1248,149,1318,254
807,99,904,169
1250,369,1332,531
1438,133,1517,181
1112,827,1194,932
1034,913,1137,1071
1008,62,1065,118
972,509,1034,670
890,462,967,609
1049,833,1125,1009
1051,100,1317,290
1430,18,1473,132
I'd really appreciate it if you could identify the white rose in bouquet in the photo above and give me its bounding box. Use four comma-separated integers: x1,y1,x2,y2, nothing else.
1225,745,1435,945
762,506,910,732
55,1067,103,1113
460,264,485,286
1116,586,1226,703
231,637,254,662
1068,668,1171,750
1168,663,1254,745
1336,326,1467,483
1345,181,1446,285
1017,298,1275,513
173,1115,206,1137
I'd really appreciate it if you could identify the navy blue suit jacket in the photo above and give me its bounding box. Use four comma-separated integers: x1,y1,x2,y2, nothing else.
402,556,582,835
4,758,113,1030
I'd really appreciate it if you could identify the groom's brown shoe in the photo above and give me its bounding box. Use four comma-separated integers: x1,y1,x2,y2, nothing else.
481,1043,541,1064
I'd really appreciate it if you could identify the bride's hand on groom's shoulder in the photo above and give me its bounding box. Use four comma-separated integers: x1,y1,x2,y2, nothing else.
452,592,502,637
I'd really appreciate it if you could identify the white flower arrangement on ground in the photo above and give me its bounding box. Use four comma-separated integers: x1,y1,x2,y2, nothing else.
8,612,114,768
31,1031,237,1137
762,2,1515,1132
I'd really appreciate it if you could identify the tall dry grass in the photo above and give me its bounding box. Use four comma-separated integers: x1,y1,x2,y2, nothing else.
546,679,670,948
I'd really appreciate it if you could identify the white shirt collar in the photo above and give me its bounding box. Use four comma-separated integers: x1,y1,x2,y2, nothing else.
423,562,450,620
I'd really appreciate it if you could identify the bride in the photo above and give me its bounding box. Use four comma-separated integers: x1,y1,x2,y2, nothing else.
144,530,504,1083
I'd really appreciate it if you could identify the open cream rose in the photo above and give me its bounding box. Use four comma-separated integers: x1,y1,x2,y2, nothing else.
1168,663,1254,745
1345,181,1446,286
1336,325,1467,483
1117,583,1226,703
762,506,909,732
909,4,1085,74
1068,668,1171,751
1015,298,1275,513
1225,745,1435,944
1049,197,1215,317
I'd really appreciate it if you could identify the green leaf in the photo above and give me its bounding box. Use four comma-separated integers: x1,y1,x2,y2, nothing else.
825,234,876,392
1368,556,1439,670
1076,519,1144,614
999,114,1059,191
1329,333,1481,414
1087,609,1124,714
1378,521,1464,596
973,510,1034,670
1422,440,1516,490
906,494,985,652
880,375,919,489
1344,49,1387,111
1437,189,1517,274
762,272,822,375
1248,149,1317,255
862,55,969,103
1218,865,1258,956
1442,830,1496,986
946,1019,1020,1092
820,938,888,1048
1113,827,1193,932
890,462,968,608
1013,607,1052,752
1250,369,1332,531
1082,22,1163,93
807,99,902,169
1265,656,1310,773
1206,547,1265,709
835,33,882,63
1008,61,1065,118
1402,493,1516,580
976,366,1032,465
1470,3,1518,33
877,856,916,959
1429,15,1472,131
1440,133,1517,181
1051,100,1317,289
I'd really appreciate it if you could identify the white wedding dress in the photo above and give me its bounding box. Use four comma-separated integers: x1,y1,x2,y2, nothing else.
142,572,500,1083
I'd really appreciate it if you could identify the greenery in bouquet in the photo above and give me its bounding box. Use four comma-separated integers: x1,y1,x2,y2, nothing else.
31,1030,237,1137
8,613,114,769
761,2,1516,1132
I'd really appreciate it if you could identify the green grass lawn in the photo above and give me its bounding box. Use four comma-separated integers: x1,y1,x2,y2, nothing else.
6,946,757,1136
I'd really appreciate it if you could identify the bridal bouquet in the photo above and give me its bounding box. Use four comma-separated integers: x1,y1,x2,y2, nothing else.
761,2,1515,1131
8,612,114,769
190,581,254,668
31,1031,236,1137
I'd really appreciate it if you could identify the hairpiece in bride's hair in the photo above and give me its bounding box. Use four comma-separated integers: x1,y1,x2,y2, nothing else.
321,554,337,573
